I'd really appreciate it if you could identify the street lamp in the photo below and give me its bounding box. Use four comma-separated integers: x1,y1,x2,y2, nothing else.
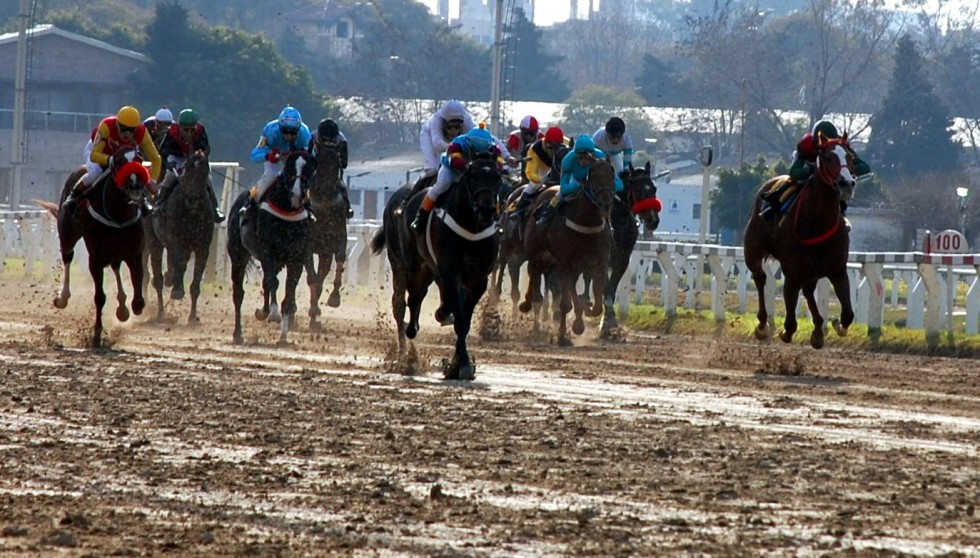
957,186,969,235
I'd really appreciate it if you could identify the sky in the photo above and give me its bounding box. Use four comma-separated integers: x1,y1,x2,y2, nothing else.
419,0,572,28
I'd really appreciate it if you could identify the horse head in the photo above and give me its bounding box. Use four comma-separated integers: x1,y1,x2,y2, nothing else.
455,156,501,228
816,140,857,203
621,162,662,232
278,151,316,210
312,144,343,199
584,160,617,216
178,151,211,201
110,148,150,205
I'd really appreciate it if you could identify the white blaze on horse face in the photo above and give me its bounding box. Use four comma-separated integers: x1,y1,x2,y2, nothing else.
290,156,307,208
832,144,856,187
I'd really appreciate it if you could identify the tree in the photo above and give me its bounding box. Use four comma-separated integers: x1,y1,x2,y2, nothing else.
134,1,330,166
866,34,961,182
558,86,655,145
502,8,568,102
635,53,688,107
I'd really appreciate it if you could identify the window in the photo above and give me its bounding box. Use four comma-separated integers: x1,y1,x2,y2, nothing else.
693,203,702,219
336,21,349,39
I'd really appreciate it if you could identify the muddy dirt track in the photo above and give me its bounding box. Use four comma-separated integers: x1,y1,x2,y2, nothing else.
0,276,978,557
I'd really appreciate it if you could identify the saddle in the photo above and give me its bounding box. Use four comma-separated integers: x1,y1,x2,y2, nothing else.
762,177,801,218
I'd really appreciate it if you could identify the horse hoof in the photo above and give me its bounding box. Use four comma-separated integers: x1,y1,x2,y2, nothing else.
133,300,145,316
233,331,244,345
832,319,849,337
117,307,130,322
53,296,69,309
518,301,532,313
255,309,269,321
572,318,585,335
406,323,419,339
779,330,793,344
327,292,341,308
170,289,185,301
754,326,769,341
458,363,475,381
557,334,572,347
435,308,454,326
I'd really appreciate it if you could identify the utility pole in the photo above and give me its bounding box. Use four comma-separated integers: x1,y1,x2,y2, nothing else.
489,0,504,136
11,0,29,211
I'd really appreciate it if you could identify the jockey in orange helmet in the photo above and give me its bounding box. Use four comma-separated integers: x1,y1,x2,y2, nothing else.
63,105,161,215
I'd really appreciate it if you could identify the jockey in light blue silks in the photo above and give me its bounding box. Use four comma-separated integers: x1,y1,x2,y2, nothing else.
592,116,634,175
535,134,622,226
411,123,507,231
246,105,313,205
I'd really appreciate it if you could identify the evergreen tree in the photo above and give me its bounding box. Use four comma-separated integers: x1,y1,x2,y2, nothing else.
502,8,569,102
635,53,688,107
867,34,961,181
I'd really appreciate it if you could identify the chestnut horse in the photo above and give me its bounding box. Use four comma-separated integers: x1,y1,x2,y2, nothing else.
519,160,617,344
34,148,150,348
144,151,214,323
743,139,857,348
227,151,315,344
304,144,348,329
371,156,501,380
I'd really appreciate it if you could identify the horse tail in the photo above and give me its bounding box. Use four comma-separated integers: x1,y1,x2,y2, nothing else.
33,199,59,218
370,225,386,255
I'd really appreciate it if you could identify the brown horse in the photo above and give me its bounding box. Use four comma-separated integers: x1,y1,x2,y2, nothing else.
518,160,617,344
34,148,150,348
304,144,348,329
743,139,857,348
144,151,215,323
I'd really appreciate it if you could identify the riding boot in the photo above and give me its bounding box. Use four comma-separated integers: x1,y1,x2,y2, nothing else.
513,191,534,215
341,185,354,219
62,178,87,215
206,182,225,223
410,208,431,232
535,197,560,226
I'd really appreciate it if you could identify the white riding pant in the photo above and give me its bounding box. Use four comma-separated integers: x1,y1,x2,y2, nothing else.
254,161,281,199
425,165,462,202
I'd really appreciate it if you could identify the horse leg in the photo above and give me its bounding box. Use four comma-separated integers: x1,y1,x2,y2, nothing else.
748,266,770,340
556,274,574,345
90,263,106,349
188,246,208,323
169,248,187,300
231,258,247,344
406,268,431,339
827,268,854,338
279,260,303,344
305,253,324,329
602,256,628,332
508,258,522,315
126,251,145,318
519,260,542,314
259,260,278,322
110,263,130,322
149,244,165,321
801,282,825,349
54,249,73,309
454,275,489,381
779,280,802,344
327,257,343,308
438,277,467,380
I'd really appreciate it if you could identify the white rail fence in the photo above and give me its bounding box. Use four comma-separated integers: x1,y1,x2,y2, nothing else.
2,210,978,338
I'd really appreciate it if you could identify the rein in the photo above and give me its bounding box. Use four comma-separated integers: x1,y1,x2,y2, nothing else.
792,174,842,246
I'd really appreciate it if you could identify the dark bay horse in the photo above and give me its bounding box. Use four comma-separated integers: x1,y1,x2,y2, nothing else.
743,139,857,348
34,148,150,348
596,163,666,334
371,157,501,380
144,151,214,323
305,144,348,329
228,151,315,344
519,160,617,345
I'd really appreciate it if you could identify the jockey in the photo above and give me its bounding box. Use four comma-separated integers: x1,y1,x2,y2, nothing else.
535,134,613,226
512,126,567,215
155,108,224,223
759,119,871,222
144,107,174,159
592,116,635,176
63,105,161,215
505,115,543,161
411,122,506,231
245,105,313,209
419,100,476,173
311,117,354,219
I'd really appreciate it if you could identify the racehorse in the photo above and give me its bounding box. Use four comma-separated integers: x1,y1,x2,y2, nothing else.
304,144,348,329
144,151,215,323
371,156,501,380
743,139,857,348
493,186,559,316
595,163,666,334
518,160,617,345
34,148,150,348
227,151,315,344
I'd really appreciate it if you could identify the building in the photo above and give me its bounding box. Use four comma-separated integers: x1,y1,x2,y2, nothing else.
277,0,366,61
0,24,149,205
